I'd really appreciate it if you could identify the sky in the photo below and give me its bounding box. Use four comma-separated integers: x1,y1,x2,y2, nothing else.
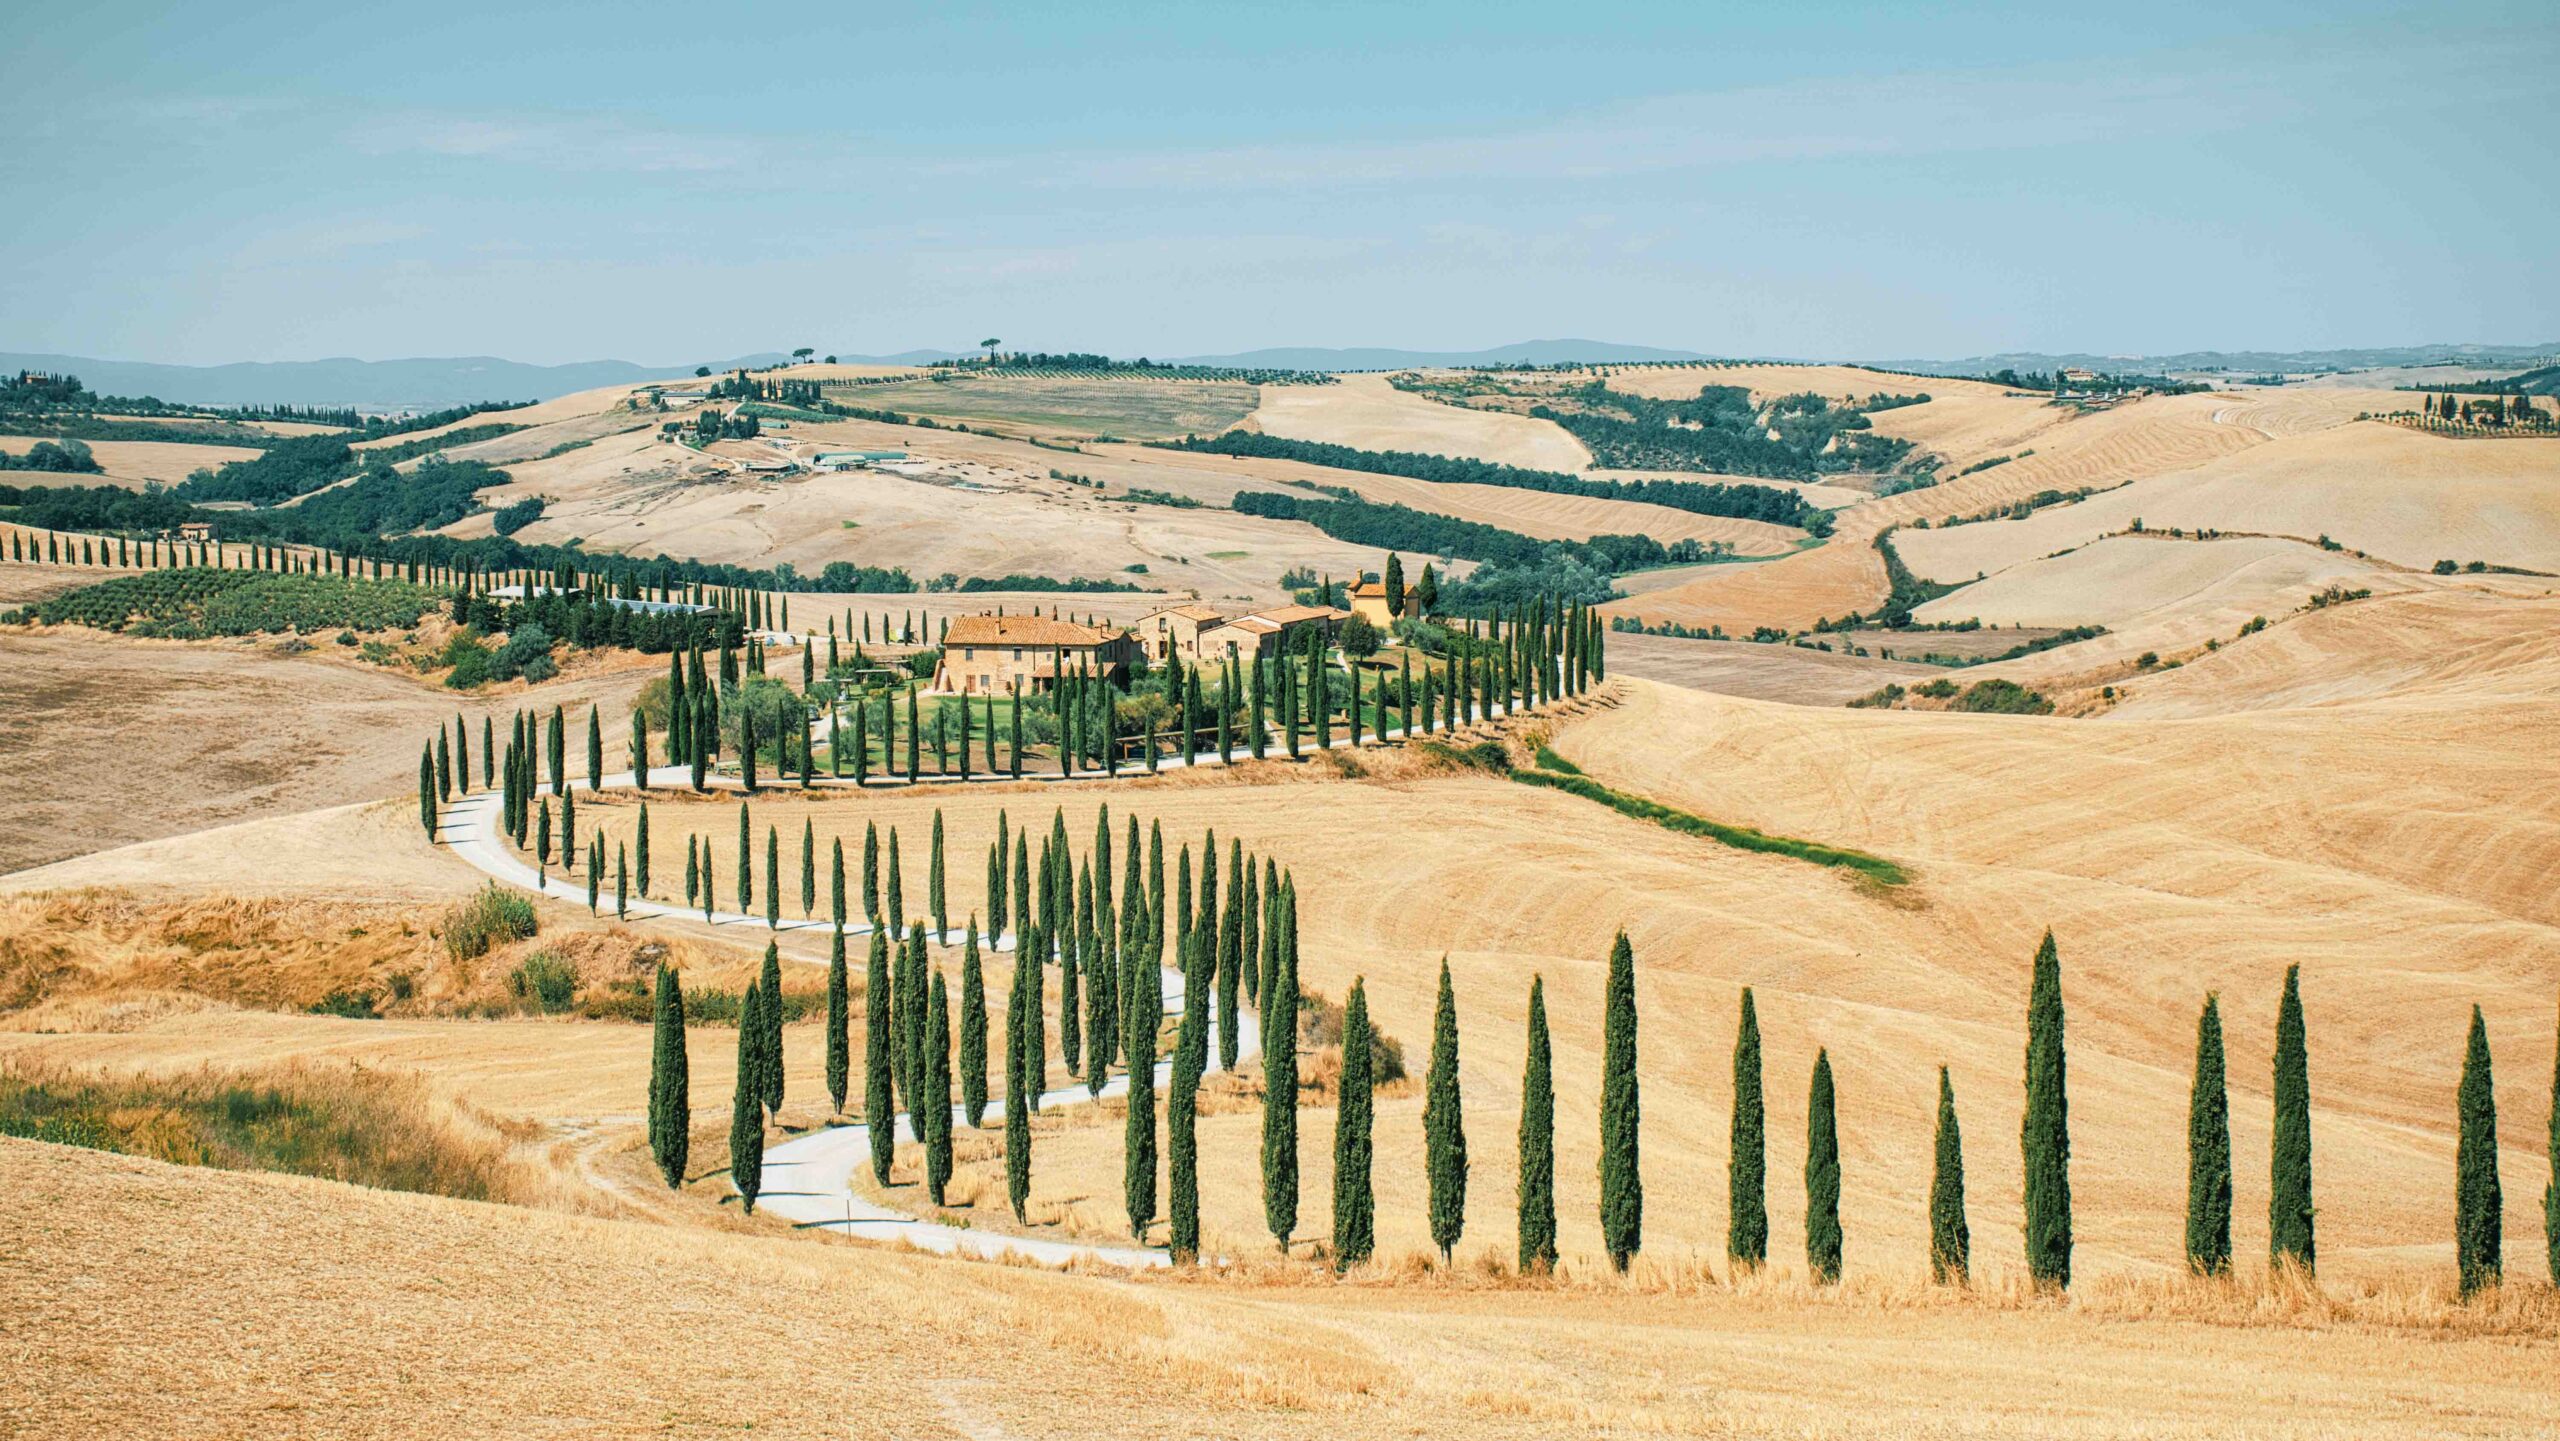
5,0,2555,367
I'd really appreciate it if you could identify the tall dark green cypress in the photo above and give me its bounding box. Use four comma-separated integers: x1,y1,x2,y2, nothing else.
1168,928,1206,1262
1332,978,1376,1271
862,821,880,927
885,828,905,938
2455,1005,2502,1297
960,924,988,1128
1217,838,1244,1072
1424,958,1468,1264
1005,948,1031,1218
1929,1066,1969,1284
648,965,689,1188
924,968,953,1205
825,926,851,1115
758,942,784,1116
830,837,845,930
730,984,766,1213
864,929,894,1184
1805,1049,1842,1284
2021,930,2072,1289
1518,975,1557,1273
1598,930,1641,1272
800,819,816,919
2547,997,2559,1288
2269,964,2315,1273
929,808,947,940
1729,987,1767,1269
764,826,780,931
1262,875,1301,1252
1124,916,1160,1240
2185,994,2233,1275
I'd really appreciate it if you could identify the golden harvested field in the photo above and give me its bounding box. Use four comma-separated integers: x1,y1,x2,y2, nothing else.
1899,421,2560,581
822,373,1265,440
0,434,263,485
1249,372,1595,471
15,1140,2555,1440
0,627,656,873
1909,534,2407,634
1602,362,2018,406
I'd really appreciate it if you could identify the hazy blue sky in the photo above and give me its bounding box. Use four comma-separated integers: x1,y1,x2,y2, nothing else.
6,1,2553,365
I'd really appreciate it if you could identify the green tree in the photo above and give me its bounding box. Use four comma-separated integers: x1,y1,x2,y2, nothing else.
1005,947,1031,1218
2270,964,2315,1272
1729,987,1767,1269
1598,930,1642,1272
1383,551,1406,617
2547,997,2559,1287
825,926,851,1114
960,924,989,1128
648,965,689,1188
587,704,602,790
1805,1049,1842,1283
1262,876,1301,1252
730,983,766,1213
862,821,880,926
800,818,816,919
864,929,894,1184
1518,975,1558,1273
1423,958,1468,1264
1333,978,1376,1271
2455,1005,2503,1297
1929,1066,1969,1284
929,808,948,939
2022,930,2072,1290
758,942,785,1115
764,827,781,931
2186,994,2233,1275
924,968,954,1205
1168,928,1207,1262
830,837,846,929
1124,919,1160,1240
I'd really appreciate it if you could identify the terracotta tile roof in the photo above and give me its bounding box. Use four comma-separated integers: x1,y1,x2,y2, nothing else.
942,614,1123,648
1143,604,1225,623
1245,604,1347,627
1208,616,1282,635
1347,579,1388,598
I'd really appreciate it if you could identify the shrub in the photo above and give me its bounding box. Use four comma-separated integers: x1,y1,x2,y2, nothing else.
1950,679,2054,715
507,952,579,1013
1847,683,1905,709
1912,678,1958,700
443,883,537,961
307,988,382,1019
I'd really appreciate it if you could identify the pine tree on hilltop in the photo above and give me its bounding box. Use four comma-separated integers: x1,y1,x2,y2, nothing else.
2455,1005,2503,1297
826,926,851,1115
1729,987,1768,1270
924,968,954,1206
1518,974,1558,1274
730,983,766,1214
864,929,894,1185
2269,964,2316,1273
648,965,689,1188
1424,958,1468,1264
2021,930,2073,1290
1598,930,1642,1272
1806,1049,1842,1284
960,923,988,1128
2186,994,2233,1275
1929,1066,1969,1284
1332,978,1376,1271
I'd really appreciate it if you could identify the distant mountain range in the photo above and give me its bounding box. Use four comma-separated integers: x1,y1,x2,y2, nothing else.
1873,343,2559,377
13,339,2553,412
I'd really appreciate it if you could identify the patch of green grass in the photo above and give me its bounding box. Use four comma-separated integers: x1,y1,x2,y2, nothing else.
1205,550,1250,560
1512,762,1908,886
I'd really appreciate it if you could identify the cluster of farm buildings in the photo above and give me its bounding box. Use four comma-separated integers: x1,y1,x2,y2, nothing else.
928,579,1408,696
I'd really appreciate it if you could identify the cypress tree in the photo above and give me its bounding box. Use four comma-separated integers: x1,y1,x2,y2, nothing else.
764,826,780,931
2547,997,2559,1288
830,837,845,930
1597,930,1642,1271
1729,987,1767,1269
648,964,689,1188
636,804,651,896
1424,958,1468,1264
825,926,851,1114
2455,1005,2502,1296
862,821,880,927
864,929,894,1184
1124,919,1160,1239
1332,978,1376,1270
2022,930,2072,1290
730,985,766,1213
758,942,784,1116
2270,964,2315,1272
800,819,816,918
1168,929,1206,1261
1930,1066,1969,1284
1005,945,1032,1218
418,746,437,837
615,844,628,921
929,808,947,940
685,836,699,908
435,729,451,801
1805,1049,1842,1284
587,705,602,790
924,968,953,1205
1262,876,1301,1252
1518,974,1557,1273
630,712,649,791
735,804,752,916
885,828,905,938
2186,994,2233,1275
961,923,988,1128
1218,838,1244,1072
